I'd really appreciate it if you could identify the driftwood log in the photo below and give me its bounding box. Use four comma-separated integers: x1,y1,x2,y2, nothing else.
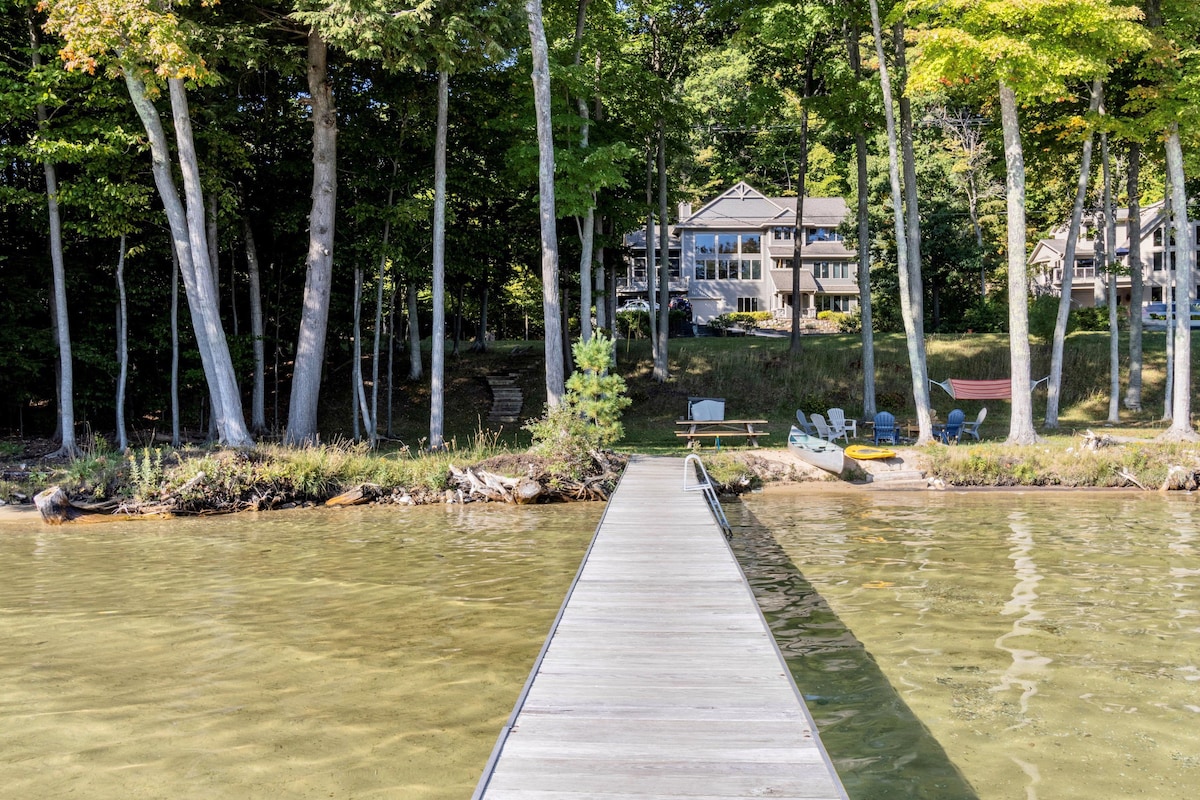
326,484,382,507
449,466,543,504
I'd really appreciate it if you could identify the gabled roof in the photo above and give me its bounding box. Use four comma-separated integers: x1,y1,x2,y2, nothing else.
1029,238,1096,265
676,182,791,229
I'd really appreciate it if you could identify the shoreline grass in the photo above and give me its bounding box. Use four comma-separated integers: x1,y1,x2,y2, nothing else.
2,331,1198,505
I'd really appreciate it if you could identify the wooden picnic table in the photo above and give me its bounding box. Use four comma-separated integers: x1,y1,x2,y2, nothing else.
675,418,769,448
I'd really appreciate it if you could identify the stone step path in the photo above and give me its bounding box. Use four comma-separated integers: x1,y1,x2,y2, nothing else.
865,468,929,490
486,374,523,423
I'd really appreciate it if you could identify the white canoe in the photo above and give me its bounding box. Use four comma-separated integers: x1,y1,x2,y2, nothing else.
788,425,846,475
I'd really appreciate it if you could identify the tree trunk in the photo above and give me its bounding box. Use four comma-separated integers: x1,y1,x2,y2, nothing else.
846,21,875,417
243,217,267,433
168,78,251,446
352,266,371,442
1103,132,1120,424
655,120,670,381
371,216,389,447
123,69,247,447
285,30,338,446
574,0,595,343
528,0,565,406
430,69,449,449
31,21,77,457
115,234,128,452
1164,128,1196,439
787,86,806,355
894,22,932,437
1124,142,1144,412
870,1,931,442
206,194,223,326
387,286,397,436
1045,79,1102,428
407,283,423,380
999,80,1038,444
595,216,607,333
645,147,658,348
170,245,181,446
1163,178,1174,421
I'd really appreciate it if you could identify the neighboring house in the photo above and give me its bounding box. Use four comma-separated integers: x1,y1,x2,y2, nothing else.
1029,200,1200,308
620,182,857,324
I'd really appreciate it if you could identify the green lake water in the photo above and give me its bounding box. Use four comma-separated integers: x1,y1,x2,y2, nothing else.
735,489,1200,800
3,488,1198,799
0,504,600,799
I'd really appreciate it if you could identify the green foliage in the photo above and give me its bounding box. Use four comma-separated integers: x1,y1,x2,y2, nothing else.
711,311,771,331
526,334,631,478
127,446,165,501
1028,294,1068,341
961,299,1009,333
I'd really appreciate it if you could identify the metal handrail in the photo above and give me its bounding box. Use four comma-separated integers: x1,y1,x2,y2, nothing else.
683,454,732,536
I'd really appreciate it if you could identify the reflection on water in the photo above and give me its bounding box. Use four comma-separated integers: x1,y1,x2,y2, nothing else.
0,504,599,799
736,490,1200,800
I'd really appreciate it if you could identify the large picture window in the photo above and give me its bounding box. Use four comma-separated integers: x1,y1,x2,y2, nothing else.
693,233,762,281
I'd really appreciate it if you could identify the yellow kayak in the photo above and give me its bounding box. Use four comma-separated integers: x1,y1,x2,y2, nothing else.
844,444,897,461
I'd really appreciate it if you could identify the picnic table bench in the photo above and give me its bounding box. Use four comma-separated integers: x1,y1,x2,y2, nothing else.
675,418,769,448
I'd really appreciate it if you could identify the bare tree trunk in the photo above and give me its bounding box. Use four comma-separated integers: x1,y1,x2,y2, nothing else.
870,1,931,442
243,218,267,433
371,174,395,445
595,217,607,333
854,132,875,417
846,20,875,417
645,147,658,348
1102,131,1120,424
1125,142,1144,412
999,80,1038,444
894,22,932,437
787,89,806,352
655,121,670,381
387,286,397,436
168,79,251,446
1045,79,1102,428
407,283,423,380
352,266,371,441
430,69,449,448
574,0,595,343
528,0,566,406
31,21,77,457
113,234,128,451
285,31,338,446
1164,128,1196,439
170,245,181,446
1163,178,1174,421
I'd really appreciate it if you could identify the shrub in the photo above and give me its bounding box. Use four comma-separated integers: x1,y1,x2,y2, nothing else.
526,334,631,478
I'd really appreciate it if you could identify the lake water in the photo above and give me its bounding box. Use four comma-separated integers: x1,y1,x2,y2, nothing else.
3,489,1198,799
0,504,599,799
735,489,1200,800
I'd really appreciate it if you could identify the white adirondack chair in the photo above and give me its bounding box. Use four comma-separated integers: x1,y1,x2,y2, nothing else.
826,408,856,442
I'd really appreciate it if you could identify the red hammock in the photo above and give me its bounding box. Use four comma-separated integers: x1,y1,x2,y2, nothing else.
931,377,1049,400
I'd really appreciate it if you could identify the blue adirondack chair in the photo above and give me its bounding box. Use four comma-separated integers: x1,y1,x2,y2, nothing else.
873,412,898,445
938,409,966,444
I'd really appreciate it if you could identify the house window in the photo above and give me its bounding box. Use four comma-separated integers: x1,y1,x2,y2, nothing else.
814,262,849,279
817,295,854,312
772,226,794,240
1153,252,1165,272
695,233,762,281
738,297,759,312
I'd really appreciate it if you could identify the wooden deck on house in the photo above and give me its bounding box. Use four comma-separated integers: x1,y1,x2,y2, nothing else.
473,455,848,799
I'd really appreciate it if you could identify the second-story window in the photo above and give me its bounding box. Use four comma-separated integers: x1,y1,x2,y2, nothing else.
772,226,794,240
694,233,762,281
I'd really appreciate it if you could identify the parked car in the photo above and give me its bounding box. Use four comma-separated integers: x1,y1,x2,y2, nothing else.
617,299,659,312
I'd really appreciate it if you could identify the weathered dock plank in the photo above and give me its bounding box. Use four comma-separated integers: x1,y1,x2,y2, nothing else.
474,455,847,800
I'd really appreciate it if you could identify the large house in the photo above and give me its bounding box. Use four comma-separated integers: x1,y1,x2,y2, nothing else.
621,182,858,324
1029,201,1200,307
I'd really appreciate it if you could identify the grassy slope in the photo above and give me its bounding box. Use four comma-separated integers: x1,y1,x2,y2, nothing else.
400,331,1182,452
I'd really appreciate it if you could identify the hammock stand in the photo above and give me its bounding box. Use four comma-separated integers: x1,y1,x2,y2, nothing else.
930,376,1049,400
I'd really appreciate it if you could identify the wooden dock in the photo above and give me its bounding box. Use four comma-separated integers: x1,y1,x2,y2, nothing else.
473,455,847,799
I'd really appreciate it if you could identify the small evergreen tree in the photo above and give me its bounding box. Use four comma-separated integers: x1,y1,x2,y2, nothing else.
527,334,631,477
